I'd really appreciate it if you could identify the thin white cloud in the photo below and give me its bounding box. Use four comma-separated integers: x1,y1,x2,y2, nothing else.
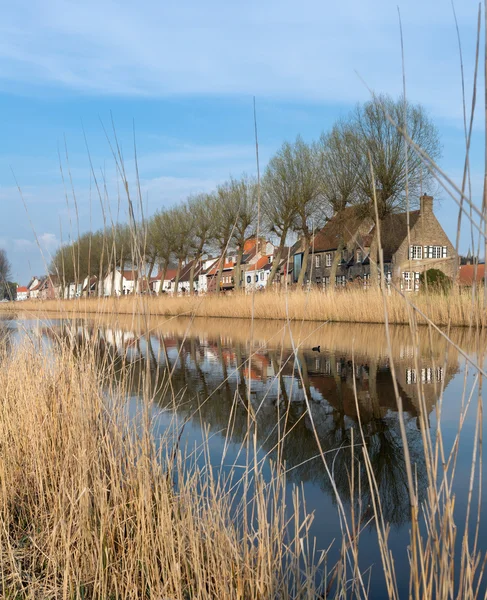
0,0,481,121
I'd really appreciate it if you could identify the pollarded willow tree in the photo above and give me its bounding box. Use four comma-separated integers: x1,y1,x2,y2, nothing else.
347,94,441,283
0,248,12,284
318,122,360,284
289,137,326,286
186,193,214,295
262,144,299,287
227,175,257,290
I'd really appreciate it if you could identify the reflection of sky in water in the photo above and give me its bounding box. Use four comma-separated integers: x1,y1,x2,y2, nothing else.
2,314,486,599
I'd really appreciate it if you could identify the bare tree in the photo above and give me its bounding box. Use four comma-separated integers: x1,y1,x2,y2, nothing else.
150,209,176,293
170,205,194,294
262,143,300,287
289,137,326,286
348,95,441,283
318,123,360,284
186,193,214,295
0,249,12,298
210,183,237,295
227,175,257,290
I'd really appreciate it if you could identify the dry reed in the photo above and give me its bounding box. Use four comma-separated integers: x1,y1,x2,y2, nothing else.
0,339,325,599
2,286,485,327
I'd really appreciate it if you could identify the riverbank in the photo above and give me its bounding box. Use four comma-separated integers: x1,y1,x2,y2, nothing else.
2,287,485,327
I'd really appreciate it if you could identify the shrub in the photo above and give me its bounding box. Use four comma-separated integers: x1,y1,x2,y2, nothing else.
419,268,452,293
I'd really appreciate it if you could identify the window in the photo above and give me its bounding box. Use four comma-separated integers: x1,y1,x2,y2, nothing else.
406,369,417,384
315,254,321,268
403,271,412,291
409,246,423,259
335,275,346,286
356,250,362,263
255,274,258,282
325,253,332,267
424,246,447,259
247,275,251,284
421,368,433,384
293,253,303,283
260,272,264,281
323,276,330,288
414,272,420,291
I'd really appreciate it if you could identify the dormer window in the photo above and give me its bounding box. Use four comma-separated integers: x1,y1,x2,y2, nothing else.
356,250,362,263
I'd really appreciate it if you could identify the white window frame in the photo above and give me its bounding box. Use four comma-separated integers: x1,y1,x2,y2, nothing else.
325,253,332,267
260,272,264,281
356,250,362,263
409,245,423,260
403,271,412,291
315,254,321,268
424,245,447,259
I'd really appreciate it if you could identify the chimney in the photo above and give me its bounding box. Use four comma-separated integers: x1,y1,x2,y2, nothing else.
420,194,433,214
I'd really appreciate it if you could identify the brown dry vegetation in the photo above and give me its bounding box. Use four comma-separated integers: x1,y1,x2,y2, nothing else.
0,341,325,599
2,287,486,327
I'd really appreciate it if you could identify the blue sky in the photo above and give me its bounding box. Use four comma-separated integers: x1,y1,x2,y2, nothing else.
0,0,484,283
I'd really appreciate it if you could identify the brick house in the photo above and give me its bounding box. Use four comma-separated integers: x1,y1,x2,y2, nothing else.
292,195,456,290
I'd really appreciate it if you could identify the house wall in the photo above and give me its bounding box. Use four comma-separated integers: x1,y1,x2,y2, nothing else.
104,271,135,296
392,205,457,287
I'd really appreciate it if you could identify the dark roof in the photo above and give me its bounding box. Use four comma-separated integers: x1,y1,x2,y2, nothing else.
176,259,206,283
311,206,368,252
372,210,420,261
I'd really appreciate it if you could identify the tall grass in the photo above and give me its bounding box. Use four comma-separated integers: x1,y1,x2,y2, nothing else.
3,286,485,327
0,339,329,599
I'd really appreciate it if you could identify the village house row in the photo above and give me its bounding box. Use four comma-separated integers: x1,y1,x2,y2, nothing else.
17,195,484,300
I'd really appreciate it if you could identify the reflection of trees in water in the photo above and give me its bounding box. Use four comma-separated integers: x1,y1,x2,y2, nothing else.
50,322,445,527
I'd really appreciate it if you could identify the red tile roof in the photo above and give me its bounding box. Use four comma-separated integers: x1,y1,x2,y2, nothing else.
459,264,485,285
246,256,271,272
207,261,235,276
17,286,28,293
152,269,177,282
122,270,137,281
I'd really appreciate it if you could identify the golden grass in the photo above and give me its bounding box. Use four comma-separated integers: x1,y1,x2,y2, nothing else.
2,287,486,327
0,340,326,599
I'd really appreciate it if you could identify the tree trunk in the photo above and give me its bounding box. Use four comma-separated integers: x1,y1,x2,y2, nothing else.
234,245,245,291
214,246,226,295
158,260,169,295
189,245,204,295
173,257,184,296
369,233,379,287
330,239,345,289
266,229,288,288
297,236,311,287
188,257,197,296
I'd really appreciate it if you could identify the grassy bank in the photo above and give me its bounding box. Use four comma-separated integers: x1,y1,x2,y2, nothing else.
2,287,486,327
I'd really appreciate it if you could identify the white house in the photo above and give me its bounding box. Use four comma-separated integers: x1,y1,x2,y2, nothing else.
27,277,42,299
103,269,137,296
197,257,219,293
16,286,29,301
244,255,274,291
150,268,178,294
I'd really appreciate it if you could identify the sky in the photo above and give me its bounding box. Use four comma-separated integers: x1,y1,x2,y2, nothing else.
0,0,485,284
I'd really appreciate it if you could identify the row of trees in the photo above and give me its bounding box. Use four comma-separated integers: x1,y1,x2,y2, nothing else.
50,94,440,293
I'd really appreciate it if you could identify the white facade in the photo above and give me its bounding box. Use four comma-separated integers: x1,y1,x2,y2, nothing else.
103,270,136,296
197,258,219,293
16,288,29,301
245,268,270,291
